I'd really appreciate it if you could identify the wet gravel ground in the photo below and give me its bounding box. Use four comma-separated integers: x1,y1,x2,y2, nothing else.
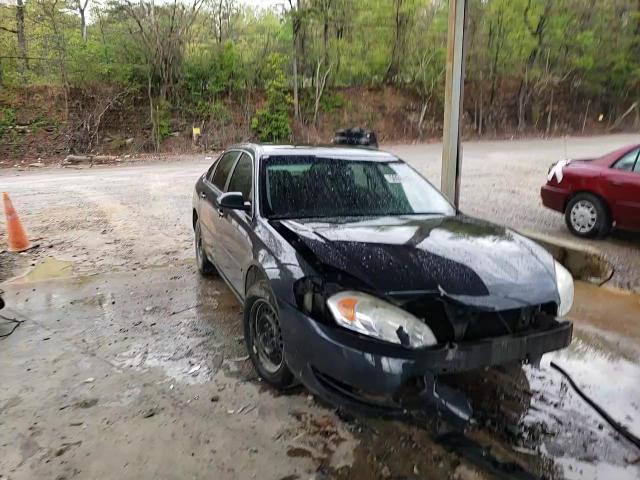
1,134,640,479
1,133,637,289
2,266,639,480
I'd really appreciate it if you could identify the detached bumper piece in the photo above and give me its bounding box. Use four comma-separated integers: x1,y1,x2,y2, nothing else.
279,301,573,423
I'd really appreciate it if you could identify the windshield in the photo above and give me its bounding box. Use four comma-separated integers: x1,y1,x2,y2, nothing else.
261,156,455,219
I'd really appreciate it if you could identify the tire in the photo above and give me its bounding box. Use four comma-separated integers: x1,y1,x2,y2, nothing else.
565,193,611,239
244,281,295,389
194,219,216,276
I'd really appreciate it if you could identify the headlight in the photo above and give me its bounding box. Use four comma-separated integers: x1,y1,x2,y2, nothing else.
326,291,437,348
554,261,574,317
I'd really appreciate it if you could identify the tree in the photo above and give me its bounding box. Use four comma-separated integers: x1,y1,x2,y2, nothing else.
74,0,90,42
516,0,553,131
0,0,28,74
251,53,292,142
123,0,204,102
287,0,301,120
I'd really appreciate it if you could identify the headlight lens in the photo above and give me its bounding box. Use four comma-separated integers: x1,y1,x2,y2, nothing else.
326,291,437,348
554,261,574,317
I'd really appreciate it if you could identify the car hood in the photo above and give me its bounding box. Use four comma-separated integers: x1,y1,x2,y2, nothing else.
276,215,559,311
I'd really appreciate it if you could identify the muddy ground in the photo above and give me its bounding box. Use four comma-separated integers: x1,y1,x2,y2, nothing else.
1,134,640,479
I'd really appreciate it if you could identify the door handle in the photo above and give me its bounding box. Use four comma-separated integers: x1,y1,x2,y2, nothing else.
609,180,624,187
200,192,206,199
217,208,225,218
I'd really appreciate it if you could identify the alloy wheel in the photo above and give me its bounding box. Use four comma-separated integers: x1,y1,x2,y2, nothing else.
570,200,598,234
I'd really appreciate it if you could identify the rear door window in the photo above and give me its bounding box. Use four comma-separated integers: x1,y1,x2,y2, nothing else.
211,151,240,189
227,153,253,201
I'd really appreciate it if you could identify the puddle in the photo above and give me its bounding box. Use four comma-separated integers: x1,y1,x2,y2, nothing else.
110,271,252,385
571,281,640,343
10,257,74,283
518,327,640,479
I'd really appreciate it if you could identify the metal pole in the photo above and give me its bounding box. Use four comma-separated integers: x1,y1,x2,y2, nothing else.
441,0,467,208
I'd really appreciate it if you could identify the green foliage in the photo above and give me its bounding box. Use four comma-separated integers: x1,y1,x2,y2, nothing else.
0,0,639,137
30,113,58,133
251,53,292,143
320,91,345,113
184,42,243,107
194,100,232,125
155,100,172,140
0,107,16,135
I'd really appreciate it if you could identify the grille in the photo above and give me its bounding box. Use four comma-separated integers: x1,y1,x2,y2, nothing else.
397,295,556,342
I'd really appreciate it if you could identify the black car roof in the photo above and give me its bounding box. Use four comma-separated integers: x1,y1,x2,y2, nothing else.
229,143,399,162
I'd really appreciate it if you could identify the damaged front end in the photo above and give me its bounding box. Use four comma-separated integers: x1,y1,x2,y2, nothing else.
284,275,573,426
270,217,573,424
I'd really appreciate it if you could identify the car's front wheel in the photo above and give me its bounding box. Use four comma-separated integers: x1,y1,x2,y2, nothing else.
195,219,216,275
565,193,610,238
244,281,295,389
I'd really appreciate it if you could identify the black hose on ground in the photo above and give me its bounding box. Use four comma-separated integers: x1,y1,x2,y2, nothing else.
550,361,640,451
0,312,24,338
0,293,24,339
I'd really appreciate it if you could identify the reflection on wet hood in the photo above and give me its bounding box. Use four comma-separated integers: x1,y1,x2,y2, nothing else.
277,215,559,310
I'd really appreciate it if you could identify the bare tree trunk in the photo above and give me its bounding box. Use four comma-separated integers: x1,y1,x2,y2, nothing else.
546,88,554,137
313,60,331,125
479,71,483,136
217,0,223,43
582,99,590,134
607,102,638,131
290,2,302,120
517,77,527,132
418,100,428,133
292,46,299,120
81,10,87,41
16,0,28,74
323,16,329,67
148,73,159,152
44,0,70,120
80,10,87,43
75,0,89,42
384,0,405,83
487,11,503,109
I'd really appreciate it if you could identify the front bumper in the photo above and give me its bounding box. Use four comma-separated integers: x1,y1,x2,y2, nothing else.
278,301,573,414
541,184,570,212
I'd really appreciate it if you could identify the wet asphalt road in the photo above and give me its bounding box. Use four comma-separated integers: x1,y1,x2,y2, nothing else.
1,134,640,479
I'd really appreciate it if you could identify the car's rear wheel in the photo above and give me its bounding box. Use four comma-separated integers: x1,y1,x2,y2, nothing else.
195,219,216,275
244,281,294,389
565,193,610,238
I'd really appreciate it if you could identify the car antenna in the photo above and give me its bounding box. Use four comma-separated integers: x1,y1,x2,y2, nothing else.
563,135,568,160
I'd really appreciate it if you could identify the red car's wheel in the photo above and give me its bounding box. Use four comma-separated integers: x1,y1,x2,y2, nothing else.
565,193,611,239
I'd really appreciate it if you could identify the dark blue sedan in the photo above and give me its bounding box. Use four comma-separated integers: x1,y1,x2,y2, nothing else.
192,144,573,420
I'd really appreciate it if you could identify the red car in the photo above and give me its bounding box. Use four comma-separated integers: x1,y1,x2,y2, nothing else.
541,144,640,238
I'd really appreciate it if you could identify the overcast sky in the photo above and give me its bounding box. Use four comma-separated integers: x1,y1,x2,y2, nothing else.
239,0,285,9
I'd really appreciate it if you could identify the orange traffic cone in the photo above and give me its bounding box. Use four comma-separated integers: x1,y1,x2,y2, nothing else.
3,192,32,252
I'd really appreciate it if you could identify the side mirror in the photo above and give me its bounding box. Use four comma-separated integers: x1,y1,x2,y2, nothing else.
218,192,250,211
